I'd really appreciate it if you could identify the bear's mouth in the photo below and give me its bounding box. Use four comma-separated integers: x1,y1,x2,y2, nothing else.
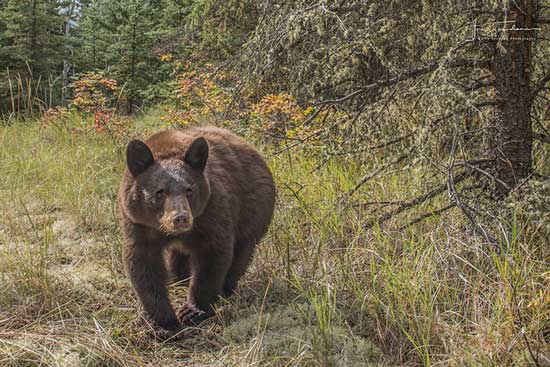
172,222,193,234
159,216,194,235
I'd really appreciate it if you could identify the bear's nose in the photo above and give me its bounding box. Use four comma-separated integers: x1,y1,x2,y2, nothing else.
173,213,190,227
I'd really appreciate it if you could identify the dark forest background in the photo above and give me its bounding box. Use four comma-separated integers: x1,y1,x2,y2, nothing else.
1,0,550,197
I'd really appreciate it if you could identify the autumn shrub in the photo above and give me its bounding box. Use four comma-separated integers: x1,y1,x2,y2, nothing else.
171,66,232,125
40,107,71,129
249,93,317,141
162,65,326,147
66,73,129,141
71,73,119,113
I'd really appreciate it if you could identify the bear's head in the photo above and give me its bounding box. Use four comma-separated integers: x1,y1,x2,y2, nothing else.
123,137,211,235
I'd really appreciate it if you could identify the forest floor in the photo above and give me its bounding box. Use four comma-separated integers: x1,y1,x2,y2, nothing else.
0,113,548,366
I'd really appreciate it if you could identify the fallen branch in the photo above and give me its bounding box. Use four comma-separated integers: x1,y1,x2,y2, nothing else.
447,135,498,248
342,149,414,202
363,171,470,229
398,202,457,230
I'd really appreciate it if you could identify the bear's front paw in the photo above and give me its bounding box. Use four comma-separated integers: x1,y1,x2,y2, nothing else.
153,324,182,340
177,304,213,326
144,315,182,340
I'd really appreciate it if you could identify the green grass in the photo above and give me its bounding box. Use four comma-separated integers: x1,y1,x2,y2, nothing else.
0,115,548,366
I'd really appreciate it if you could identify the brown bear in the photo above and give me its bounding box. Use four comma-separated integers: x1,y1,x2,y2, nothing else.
117,126,275,338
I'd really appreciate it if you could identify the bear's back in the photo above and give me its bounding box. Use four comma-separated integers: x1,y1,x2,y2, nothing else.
144,127,234,159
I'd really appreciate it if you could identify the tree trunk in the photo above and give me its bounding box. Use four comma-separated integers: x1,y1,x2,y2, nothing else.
62,0,77,106
488,0,536,196
126,22,137,114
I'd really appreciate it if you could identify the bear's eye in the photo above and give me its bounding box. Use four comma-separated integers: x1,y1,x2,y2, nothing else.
185,187,193,196
155,189,165,200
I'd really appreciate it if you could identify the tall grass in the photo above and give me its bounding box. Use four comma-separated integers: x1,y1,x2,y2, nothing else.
2,66,60,121
0,115,548,366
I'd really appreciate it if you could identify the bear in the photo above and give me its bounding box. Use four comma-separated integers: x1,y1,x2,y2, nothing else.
117,126,276,338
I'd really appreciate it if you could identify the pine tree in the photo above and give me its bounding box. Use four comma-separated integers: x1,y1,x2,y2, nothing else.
240,0,550,224
0,0,65,78
60,0,80,104
0,0,66,112
111,0,156,112
75,0,164,112
158,0,193,58
73,0,111,71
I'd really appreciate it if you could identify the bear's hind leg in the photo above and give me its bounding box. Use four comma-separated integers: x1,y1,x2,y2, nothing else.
166,248,190,285
223,241,256,297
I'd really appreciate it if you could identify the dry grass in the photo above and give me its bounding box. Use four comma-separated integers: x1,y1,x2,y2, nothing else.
0,115,548,366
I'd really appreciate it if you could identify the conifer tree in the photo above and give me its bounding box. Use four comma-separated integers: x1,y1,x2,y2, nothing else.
239,0,550,228
0,0,65,79
0,0,66,111
75,0,164,112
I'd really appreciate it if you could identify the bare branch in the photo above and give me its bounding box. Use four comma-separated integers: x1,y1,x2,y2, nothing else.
458,161,511,191
532,74,550,99
342,149,414,201
363,171,471,229
447,135,498,248
510,280,543,367
315,59,491,106
270,108,333,156
399,203,457,230
367,101,495,150
532,132,550,143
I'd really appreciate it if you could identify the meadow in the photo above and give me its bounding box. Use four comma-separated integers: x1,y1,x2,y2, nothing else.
0,112,548,366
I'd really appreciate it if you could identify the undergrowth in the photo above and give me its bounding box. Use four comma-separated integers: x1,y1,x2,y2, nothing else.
0,113,548,366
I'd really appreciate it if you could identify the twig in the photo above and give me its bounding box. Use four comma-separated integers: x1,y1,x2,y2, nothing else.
342,149,414,202
302,105,326,127
447,134,498,248
270,108,333,156
460,162,511,191
363,171,470,229
510,280,542,367
398,202,457,230
532,132,550,143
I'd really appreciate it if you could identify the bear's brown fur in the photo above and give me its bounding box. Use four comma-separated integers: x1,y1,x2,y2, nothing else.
117,127,275,337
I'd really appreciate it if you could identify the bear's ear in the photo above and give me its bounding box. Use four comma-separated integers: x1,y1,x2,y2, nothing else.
184,137,208,172
126,140,154,177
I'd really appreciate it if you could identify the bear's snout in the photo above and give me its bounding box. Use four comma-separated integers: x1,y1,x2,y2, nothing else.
159,209,194,234
159,192,194,234
165,209,193,233
173,212,191,228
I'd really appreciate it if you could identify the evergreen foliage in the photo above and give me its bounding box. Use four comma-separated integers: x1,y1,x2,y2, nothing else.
0,0,66,111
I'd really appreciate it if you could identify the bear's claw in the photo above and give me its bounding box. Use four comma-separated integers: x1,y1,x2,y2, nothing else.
153,325,182,340
177,304,211,326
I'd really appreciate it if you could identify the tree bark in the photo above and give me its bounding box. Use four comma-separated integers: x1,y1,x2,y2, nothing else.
488,0,537,196
128,20,137,114
62,0,77,106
